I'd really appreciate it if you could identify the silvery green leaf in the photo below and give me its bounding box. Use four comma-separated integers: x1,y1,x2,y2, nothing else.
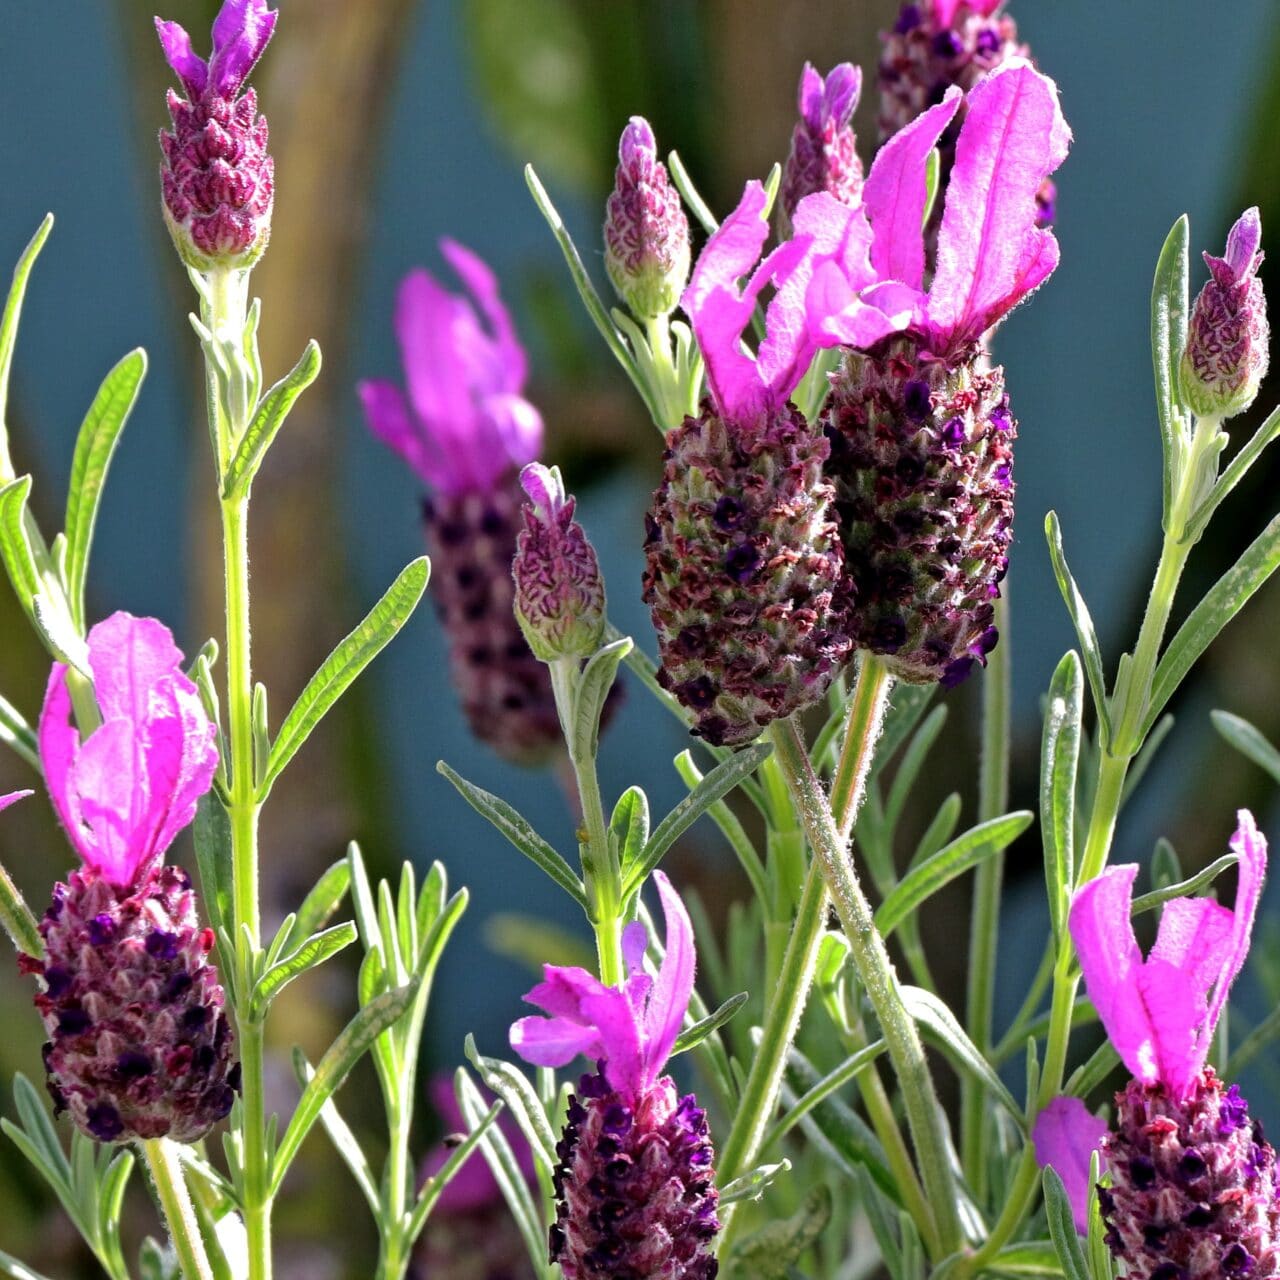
464,1035,557,1170
718,1158,791,1207
0,215,54,462
1042,652,1084,937
0,476,40,612
63,349,146,630
671,992,748,1059
31,591,89,674
766,1039,886,1151
1212,709,1280,785
1131,852,1238,916
610,785,649,874
291,1049,378,1216
251,922,358,1018
193,794,234,943
0,690,37,771
571,636,630,763
406,1100,503,1242
261,557,429,795
884,704,948,833
1189,403,1280,538
285,859,351,953
1043,1167,1090,1280
1150,214,1191,526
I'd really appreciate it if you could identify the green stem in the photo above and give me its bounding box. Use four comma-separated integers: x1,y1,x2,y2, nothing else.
717,656,895,1239
770,713,964,1258
142,1138,216,1280
962,592,1011,1195
377,1097,410,1280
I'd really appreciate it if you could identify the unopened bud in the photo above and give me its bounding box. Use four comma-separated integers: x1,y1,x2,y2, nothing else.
780,63,864,236
513,464,606,662
1181,208,1269,420
603,118,691,321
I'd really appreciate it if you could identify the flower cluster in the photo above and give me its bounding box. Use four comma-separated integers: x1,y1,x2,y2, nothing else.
779,63,864,234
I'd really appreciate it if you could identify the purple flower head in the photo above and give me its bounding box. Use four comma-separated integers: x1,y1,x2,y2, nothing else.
510,871,695,1099
805,59,1070,360
1033,1095,1108,1234
1069,810,1266,1101
780,63,866,233
155,0,278,103
39,613,219,890
685,181,907,427
359,241,543,497
1211,206,1264,287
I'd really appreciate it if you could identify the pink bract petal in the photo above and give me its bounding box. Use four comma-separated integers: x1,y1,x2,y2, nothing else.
1032,1096,1108,1235
864,88,962,291
39,668,82,853
395,269,478,445
441,238,529,392
154,18,208,98
509,1015,602,1067
643,871,695,1076
475,393,544,480
0,791,32,815
1219,207,1264,281
358,378,443,487
208,0,278,99
71,720,148,886
621,921,649,976
1205,811,1266,1039
928,60,1071,351
87,614,183,727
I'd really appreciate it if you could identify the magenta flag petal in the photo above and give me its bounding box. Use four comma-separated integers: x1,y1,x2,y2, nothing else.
934,0,1000,23
928,61,1071,350
622,922,648,976
1033,1096,1107,1234
863,88,962,290
509,1016,602,1068
1218,207,1264,281
72,721,148,886
87,614,183,727
208,0,278,98
154,19,208,98
441,239,529,391
525,965,611,1020
644,871,696,1074
394,269,477,443
1205,811,1267,1034
38,668,81,850
475,394,543,480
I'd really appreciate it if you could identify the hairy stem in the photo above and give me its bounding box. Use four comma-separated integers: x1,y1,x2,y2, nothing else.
142,1138,216,1280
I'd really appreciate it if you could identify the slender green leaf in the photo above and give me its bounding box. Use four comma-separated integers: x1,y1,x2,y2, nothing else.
12,1074,70,1187
346,842,380,951
1150,837,1182,890
667,150,718,234
672,992,748,1058
270,982,418,1194
875,812,1033,937
1151,214,1191,527
885,703,948,834
464,1036,557,1169
764,1040,886,1151
1228,1000,1280,1077
718,1158,791,1207
0,1250,54,1280
63,350,146,629
0,215,54,443
0,691,37,770
922,148,941,230
901,986,1024,1128
437,761,586,906
0,476,39,609
1043,1167,1091,1280
407,1098,503,1242
1144,513,1280,737
611,786,650,874
1046,512,1112,745
1066,1041,1121,1098
261,557,429,793
222,341,321,498
1212,709,1280,785
193,794,234,942
285,859,351,953
1131,852,1239,916
1042,652,1084,937
571,636,630,763
623,742,772,895
291,1049,379,1215
1190,404,1280,538
252,922,358,1017
673,751,768,906
992,1240,1068,1275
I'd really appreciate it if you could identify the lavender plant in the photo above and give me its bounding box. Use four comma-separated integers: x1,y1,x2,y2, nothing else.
0,2,1279,1279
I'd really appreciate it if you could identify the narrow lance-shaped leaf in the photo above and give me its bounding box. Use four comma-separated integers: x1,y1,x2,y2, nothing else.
1041,651,1083,936
464,1035,557,1170
261,557,429,795
221,340,322,499
1043,1167,1091,1280
63,349,147,631
1130,852,1239,916
1188,403,1280,539
285,859,352,954
437,761,586,905
1211,709,1280,786
610,786,650,874
0,476,40,612
406,1099,503,1243
0,691,37,771
291,1048,379,1216
192,794,234,942
671,992,749,1058
0,215,54,464
1143,512,1280,738
252,922,358,1018
571,636,630,763
717,1159,792,1208
1150,214,1191,528
269,982,418,1195
1045,512,1112,745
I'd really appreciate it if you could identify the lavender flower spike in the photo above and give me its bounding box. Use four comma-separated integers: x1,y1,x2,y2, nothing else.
513,463,606,662
511,872,720,1278
22,613,237,1144
156,0,277,270
360,244,565,764
780,63,864,236
1072,812,1280,1280
804,60,1069,686
1181,208,1269,419
1032,1096,1108,1234
604,117,692,321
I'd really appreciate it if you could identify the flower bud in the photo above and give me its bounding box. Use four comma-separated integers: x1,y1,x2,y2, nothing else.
23,864,238,1143
513,464,606,662
1181,208,1269,420
603,117,691,320
156,1,277,271
780,63,864,237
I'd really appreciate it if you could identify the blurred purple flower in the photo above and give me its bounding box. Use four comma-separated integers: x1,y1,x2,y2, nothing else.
1032,1095,1107,1234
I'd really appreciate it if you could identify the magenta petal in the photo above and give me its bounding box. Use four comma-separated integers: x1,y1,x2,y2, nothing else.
358,378,442,488
147,682,218,857
1205,811,1267,1037
86,614,183,726
1219,208,1264,281
441,239,529,392
1069,866,1160,1085
928,61,1071,349
0,791,31,815
583,988,644,1095
509,1015,602,1067
394,269,478,444
72,720,148,885
155,18,208,98
682,181,772,422
643,871,695,1079
622,922,649,977
208,0,278,98
1033,1096,1108,1235
524,965,610,1021
475,393,544,481
863,88,962,290
38,667,85,861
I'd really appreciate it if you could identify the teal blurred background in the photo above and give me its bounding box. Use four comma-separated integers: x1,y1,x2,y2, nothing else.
2,0,1280,1272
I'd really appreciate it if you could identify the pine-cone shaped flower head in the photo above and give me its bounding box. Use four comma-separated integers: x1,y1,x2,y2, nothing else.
25,863,237,1143
879,0,1056,242
801,61,1069,683
605,118,692,321
1181,208,1269,420
360,244,570,765
156,0,277,271
513,463,607,662
1070,811,1278,1278
641,180,910,744
779,63,865,238
511,873,721,1278
22,613,234,1144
